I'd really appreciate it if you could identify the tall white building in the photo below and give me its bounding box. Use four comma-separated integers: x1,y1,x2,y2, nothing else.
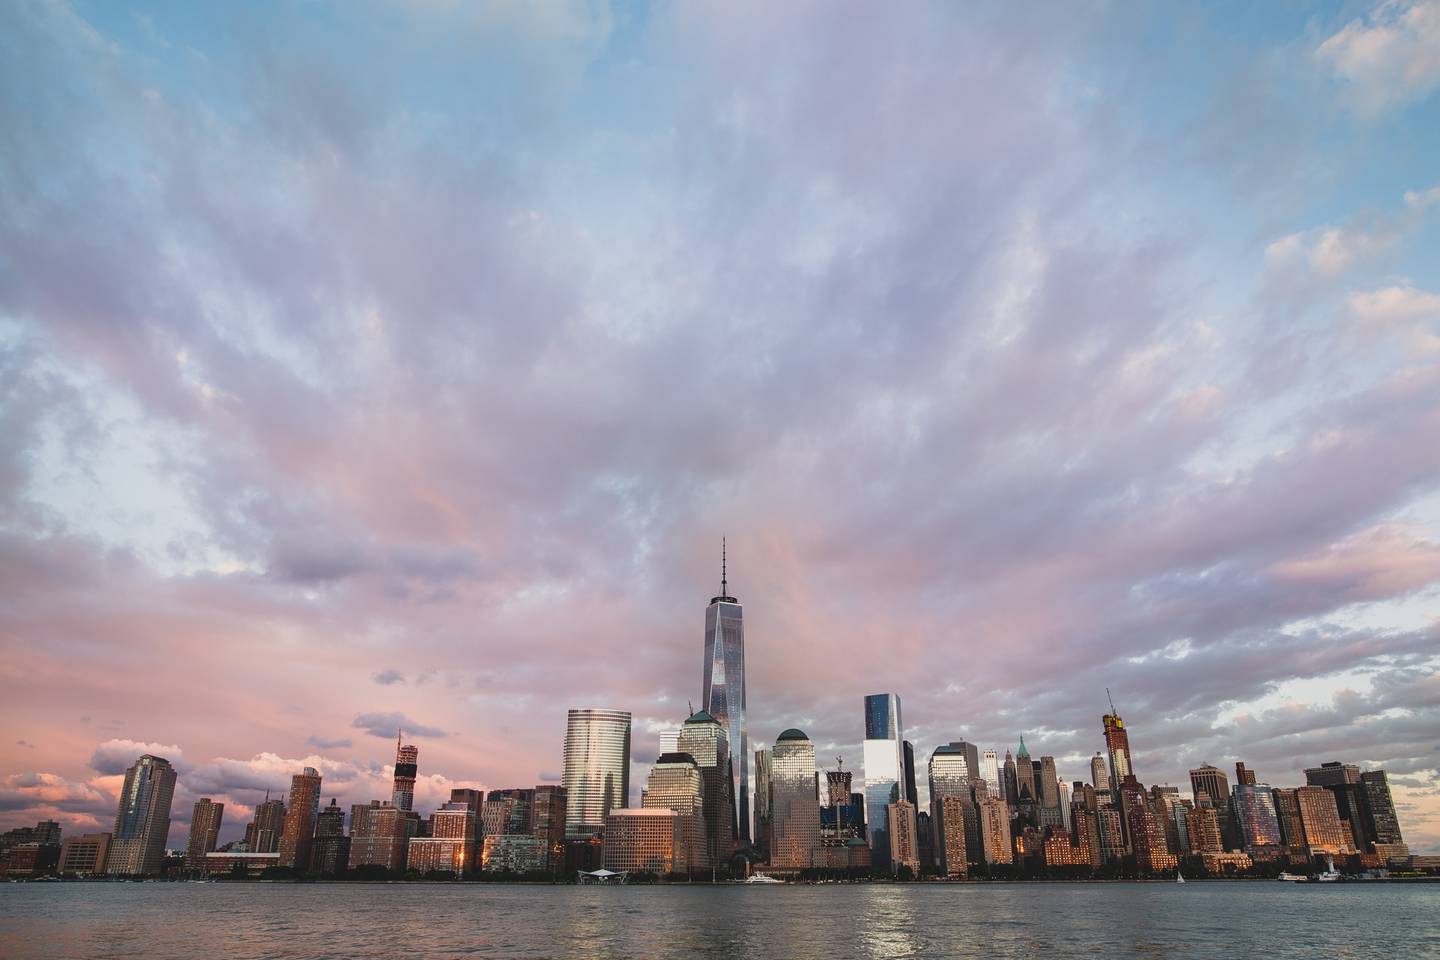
563,708,632,838
702,542,750,844
981,750,1001,800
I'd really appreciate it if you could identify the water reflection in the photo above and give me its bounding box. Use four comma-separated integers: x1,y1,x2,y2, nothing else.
0,882,1435,960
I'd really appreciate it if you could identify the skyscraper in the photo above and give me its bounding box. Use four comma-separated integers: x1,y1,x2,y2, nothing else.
278,767,322,871
902,741,918,806
1231,783,1283,857
676,709,738,866
702,541,750,845
754,748,773,861
1090,753,1109,795
1102,708,1132,800
1295,785,1354,858
1304,761,1371,852
641,753,707,873
769,729,820,869
862,693,905,870
1360,770,1404,847
392,736,419,812
928,744,977,878
106,754,177,876
310,798,351,875
1189,764,1229,810
531,785,568,871
980,750,1001,799
185,798,224,873
245,794,285,853
1014,737,1036,822
563,708,632,838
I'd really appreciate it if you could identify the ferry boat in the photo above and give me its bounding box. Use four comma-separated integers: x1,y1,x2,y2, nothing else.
743,873,784,884
1278,871,1308,882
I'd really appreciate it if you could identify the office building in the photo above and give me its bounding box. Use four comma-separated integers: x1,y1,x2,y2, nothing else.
702,541,750,844
981,750,1001,800
185,798,224,873
770,728,821,869
677,709,738,865
563,708,632,838
641,752,707,873
863,693,905,869
1189,764,1229,810
1272,788,1307,860
928,743,978,878
106,754,177,876
754,748,772,860
1304,761,1370,851
602,808,681,874
278,767,322,871
1090,753,1109,796
1235,761,1257,786
58,833,110,876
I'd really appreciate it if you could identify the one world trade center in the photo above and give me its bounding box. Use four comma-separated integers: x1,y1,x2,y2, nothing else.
703,540,750,845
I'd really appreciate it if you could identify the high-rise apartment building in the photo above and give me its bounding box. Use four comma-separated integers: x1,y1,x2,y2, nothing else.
1102,710,1133,798
245,795,285,853
1089,753,1109,797
1296,785,1354,858
702,542,750,844
677,709,738,865
278,767,322,871
769,728,821,869
185,798,224,873
1186,806,1223,854
977,795,1013,865
1235,761,1257,786
1231,784,1283,858
888,799,920,873
862,694,906,871
1272,788,1307,861
106,754,177,876
563,708,632,838
531,785,567,871
310,798,351,874
1360,770,1404,847
348,800,419,872
1304,762,1370,852
392,737,419,812
407,802,476,875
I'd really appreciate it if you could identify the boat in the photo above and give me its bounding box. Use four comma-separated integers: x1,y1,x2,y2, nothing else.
743,873,784,884
1175,872,1185,884
1278,872,1308,882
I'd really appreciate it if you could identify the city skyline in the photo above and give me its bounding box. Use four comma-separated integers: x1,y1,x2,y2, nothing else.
2,0,1439,863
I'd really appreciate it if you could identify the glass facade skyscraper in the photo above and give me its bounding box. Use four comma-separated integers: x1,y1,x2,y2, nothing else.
702,543,750,844
106,754,177,876
769,728,820,869
563,708,632,839
862,693,905,871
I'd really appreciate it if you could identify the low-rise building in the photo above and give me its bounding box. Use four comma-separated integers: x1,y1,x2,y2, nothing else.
58,833,111,876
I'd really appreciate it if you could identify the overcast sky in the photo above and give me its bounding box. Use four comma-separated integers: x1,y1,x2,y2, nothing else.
2,0,1438,853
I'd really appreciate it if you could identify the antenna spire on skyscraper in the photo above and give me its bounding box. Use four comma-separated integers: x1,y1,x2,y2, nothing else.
722,536,727,595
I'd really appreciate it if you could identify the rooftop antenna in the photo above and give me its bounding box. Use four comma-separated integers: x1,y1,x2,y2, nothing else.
836,755,844,771
688,699,694,716
1107,688,1117,716
721,537,728,596
397,727,403,751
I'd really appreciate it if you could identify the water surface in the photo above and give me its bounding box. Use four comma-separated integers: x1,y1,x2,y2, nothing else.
3,882,1437,959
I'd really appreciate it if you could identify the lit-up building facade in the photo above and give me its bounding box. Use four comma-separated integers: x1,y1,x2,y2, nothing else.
185,798,224,873
278,767,322,871
769,728,820,869
392,739,419,812
563,708,632,838
676,710,737,865
1231,784,1283,858
641,752,707,873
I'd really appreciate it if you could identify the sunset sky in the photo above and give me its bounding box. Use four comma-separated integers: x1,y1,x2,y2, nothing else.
1,0,1438,853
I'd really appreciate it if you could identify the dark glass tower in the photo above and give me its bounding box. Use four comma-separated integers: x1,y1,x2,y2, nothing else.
703,540,750,845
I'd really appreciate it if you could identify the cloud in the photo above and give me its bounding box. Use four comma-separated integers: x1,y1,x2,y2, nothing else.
305,735,353,750
371,669,406,686
0,772,114,821
1345,285,1440,354
88,740,184,776
351,713,447,739
1317,0,1440,112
